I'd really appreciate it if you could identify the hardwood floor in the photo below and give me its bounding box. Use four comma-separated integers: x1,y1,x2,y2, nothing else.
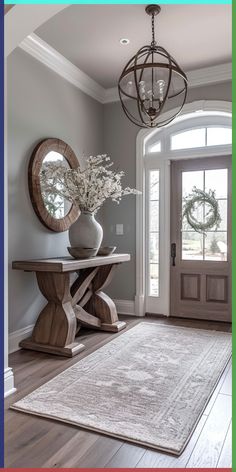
5,315,232,468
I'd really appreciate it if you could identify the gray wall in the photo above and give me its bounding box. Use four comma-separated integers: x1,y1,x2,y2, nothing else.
8,48,231,333
103,81,232,300
8,48,104,333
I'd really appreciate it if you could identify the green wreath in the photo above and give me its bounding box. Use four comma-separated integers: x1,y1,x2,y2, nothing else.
182,187,221,235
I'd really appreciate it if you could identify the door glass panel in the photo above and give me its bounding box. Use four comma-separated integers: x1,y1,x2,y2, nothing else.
182,171,204,232
182,231,204,260
205,232,227,261
149,264,159,296
150,201,159,231
217,200,227,231
207,127,232,146
148,170,160,296
171,128,206,150
205,169,228,198
182,171,204,196
182,168,228,261
182,206,204,232
149,233,159,263
150,172,159,199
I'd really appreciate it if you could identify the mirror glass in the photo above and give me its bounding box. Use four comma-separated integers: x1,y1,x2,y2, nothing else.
40,151,72,219
29,138,79,232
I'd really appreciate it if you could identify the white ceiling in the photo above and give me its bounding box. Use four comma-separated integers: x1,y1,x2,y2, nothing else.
36,4,232,89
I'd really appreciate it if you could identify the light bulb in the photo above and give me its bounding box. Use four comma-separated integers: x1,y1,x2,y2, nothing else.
126,81,133,93
157,79,165,89
139,80,146,100
156,79,165,101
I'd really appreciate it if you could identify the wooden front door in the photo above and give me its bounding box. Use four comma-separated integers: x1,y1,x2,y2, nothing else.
170,156,231,322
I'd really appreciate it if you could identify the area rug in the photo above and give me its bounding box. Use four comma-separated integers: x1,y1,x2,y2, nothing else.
12,322,231,455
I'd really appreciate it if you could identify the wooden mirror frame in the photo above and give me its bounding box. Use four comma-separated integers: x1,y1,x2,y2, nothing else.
28,138,79,232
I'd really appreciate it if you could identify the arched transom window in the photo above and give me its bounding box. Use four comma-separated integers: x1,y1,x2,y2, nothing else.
145,112,232,155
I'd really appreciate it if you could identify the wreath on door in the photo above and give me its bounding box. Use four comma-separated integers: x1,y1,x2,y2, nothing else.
182,187,221,235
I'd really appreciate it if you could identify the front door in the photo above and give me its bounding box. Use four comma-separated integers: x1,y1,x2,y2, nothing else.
170,156,231,322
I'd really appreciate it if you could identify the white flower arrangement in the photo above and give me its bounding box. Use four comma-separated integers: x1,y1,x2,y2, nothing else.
40,154,140,214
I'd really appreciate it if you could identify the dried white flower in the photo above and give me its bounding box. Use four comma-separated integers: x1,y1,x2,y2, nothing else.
40,154,141,214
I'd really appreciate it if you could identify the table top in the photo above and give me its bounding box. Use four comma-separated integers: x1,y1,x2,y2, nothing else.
12,253,130,273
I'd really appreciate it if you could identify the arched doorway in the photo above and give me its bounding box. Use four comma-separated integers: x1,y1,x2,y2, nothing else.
135,100,232,320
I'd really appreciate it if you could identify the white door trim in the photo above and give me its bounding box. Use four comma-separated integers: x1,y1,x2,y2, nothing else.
135,100,232,317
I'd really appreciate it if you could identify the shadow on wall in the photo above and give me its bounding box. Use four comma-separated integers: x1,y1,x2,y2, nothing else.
9,139,73,333
9,270,45,333
8,140,106,334
7,46,104,335
102,197,136,301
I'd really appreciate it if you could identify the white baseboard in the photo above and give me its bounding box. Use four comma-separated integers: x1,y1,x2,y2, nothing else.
4,367,16,397
113,299,137,316
9,324,34,354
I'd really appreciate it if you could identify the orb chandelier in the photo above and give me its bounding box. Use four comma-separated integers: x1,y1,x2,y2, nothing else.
118,4,188,128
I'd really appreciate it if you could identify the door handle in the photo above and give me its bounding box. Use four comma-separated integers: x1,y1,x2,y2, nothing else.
171,243,176,266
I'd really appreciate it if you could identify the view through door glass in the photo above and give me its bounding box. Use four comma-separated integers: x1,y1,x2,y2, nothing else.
182,169,228,261
148,169,160,296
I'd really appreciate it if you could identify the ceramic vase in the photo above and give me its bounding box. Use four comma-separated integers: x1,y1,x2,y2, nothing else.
68,211,103,251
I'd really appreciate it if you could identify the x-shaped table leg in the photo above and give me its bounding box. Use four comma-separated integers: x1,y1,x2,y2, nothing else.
71,264,126,332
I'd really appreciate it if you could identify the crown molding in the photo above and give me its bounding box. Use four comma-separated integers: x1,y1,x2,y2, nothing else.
19,33,231,105
187,63,232,88
103,87,120,104
19,33,105,104
103,87,119,104
104,63,232,104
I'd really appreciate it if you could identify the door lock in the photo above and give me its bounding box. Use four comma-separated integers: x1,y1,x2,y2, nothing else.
171,243,176,266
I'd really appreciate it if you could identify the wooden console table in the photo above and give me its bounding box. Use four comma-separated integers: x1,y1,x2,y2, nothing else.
12,254,130,357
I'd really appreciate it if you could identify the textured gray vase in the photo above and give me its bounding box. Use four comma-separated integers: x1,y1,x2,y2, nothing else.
69,211,103,250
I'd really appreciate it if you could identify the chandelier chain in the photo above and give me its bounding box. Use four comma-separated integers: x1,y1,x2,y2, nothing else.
151,13,156,46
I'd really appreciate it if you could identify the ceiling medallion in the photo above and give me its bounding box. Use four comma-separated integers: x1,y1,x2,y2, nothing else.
118,4,188,128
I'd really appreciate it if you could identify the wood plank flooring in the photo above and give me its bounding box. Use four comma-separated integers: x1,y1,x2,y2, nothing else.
5,315,232,468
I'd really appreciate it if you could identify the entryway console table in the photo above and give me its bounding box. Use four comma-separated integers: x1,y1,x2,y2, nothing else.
12,254,130,357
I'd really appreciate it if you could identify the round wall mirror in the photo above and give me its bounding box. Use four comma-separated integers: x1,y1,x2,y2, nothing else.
28,138,79,232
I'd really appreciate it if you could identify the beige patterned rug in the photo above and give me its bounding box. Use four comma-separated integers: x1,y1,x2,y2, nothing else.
12,322,231,455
